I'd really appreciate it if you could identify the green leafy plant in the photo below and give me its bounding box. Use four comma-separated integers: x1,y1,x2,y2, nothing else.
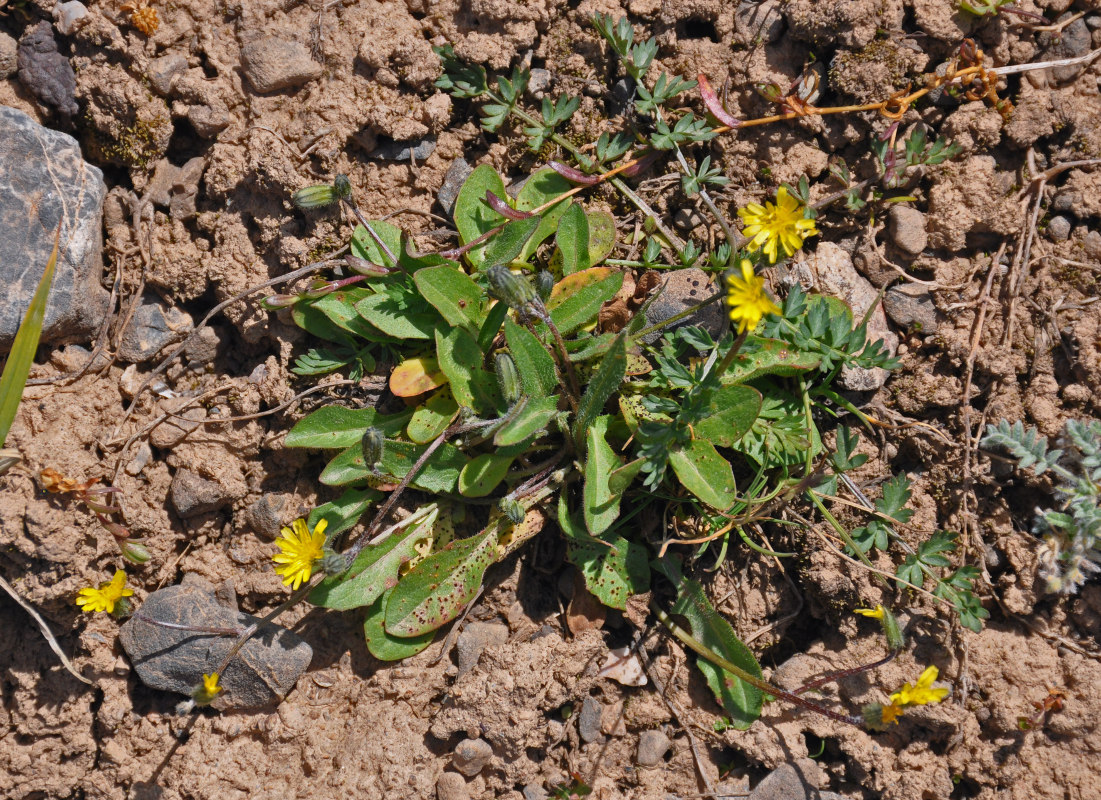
983,420,1101,593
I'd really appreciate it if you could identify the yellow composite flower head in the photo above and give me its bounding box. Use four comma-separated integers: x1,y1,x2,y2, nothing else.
726,258,781,334
855,605,886,620
738,186,819,263
75,570,134,614
880,702,904,725
272,518,328,590
192,672,223,706
890,665,950,708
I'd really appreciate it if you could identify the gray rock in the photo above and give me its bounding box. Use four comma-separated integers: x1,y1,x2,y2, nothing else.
243,494,286,539
884,284,938,333
528,68,552,95
116,296,193,363
17,22,78,116
54,1,90,36
0,32,17,78
370,135,437,162
187,104,232,138
240,37,322,93
184,325,222,364
523,783,549,800
456,620,509,679
1046,215,1071,242
452,737,493,776
1040,14,1092,83
636,729,671,767
887,205,928,257
170,469,232,517
124,442,153,476
147,54,187,96
735,0,784,44
578,696,606,744
749,760,823,800
436,772,470,800
1052,190,1080,214
0,106,108,350
119,575,313,708
439,158,473,218
608,77,635,117
641,268,726,345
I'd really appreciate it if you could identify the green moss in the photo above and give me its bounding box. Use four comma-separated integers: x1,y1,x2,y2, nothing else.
97,115,171,169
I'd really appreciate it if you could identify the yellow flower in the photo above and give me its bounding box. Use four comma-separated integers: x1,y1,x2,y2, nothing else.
75,570,134,614
855,605,886,619
272,518,327,590
738,186,819,263
726,259,781,334
192,672,223,706
880,702,904,725
890,665,949,708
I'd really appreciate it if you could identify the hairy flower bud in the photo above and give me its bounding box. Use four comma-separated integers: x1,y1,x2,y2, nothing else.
319,551,349,576
499,497,525,526
494,353,522,406
535,270,554,301
292,183,341,210
362,427,385,470
486,265,536,311
121,541,151,565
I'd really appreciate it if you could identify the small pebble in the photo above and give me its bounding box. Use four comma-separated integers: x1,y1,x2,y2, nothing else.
169,469,232,518
578,696,606,744
0,32,18,79
147,53,188,96
436,772,470,800
370,135,437,162
1046,215,1071,242
888,205,928,257
240,37,322,93
528,68,552,95
438,158,473,218
636,729,671,767
452,737,493,776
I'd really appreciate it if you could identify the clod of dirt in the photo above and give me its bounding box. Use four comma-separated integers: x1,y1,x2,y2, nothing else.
887,205,928,257
783,0,901,50
435,772,471,800
146,53,187,96
455,620,509,679
169,468,235,517
734,0,784,45
0,32,17,79
115,294,193,363
748,759,824,800
452,737,494,776
369,135,437,161
640,268,726,344
118,575,312,708
0,105,108,350
635,729,671,767
240,37,322,94
17,22,78,117
78,63,172,168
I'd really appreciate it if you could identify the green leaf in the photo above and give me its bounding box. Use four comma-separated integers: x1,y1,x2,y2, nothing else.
406,386,460,444
482,216,542,270
435,327,499,414
586,209,617,266
478,299,510,352
312,288,392,341
286,406,413,449
669,439,738,511
567,534,651,610
720,336,822,384
515,168,574,260
459,453,514,497
494,395,560,447
364,591,436,660
655,558,763,729
0,231,56,447
556,201,590,276
291,302,355,345
504,318,558,396
309,507,436,609
607,458,644,494
694,385,762,448
574,332,627,447
351,221,455,273
307,487,381,539
413,266,484,333
547,271,623,335
355,291,439,340
385,529,499,636
584,416,624,537
453,165,507,268
320,438,466,491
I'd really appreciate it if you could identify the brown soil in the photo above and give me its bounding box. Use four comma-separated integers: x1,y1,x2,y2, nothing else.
2,0,1101,798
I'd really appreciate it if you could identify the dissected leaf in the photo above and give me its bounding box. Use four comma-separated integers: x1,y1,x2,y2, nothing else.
385,529,499,636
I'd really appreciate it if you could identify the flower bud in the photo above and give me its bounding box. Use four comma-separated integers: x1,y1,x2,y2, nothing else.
121,541,152,565
304,279,337,299
110,596,134,619
499,497,525,526
486,265,536,311
345,255,392,277
333,174,352,200
262,293,299,309
535,271,554,301
494,354,522,406
362,427,385,470
319,551,349,576
292,183,341,209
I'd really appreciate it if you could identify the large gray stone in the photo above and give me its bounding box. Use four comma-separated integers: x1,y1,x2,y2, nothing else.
0,105,108,351
119,575,313,708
